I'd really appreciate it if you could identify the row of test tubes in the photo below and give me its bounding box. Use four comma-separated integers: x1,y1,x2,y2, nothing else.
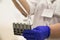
13,23,31,35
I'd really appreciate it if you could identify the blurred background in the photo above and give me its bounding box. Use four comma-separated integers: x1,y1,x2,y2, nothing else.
0,0,34,40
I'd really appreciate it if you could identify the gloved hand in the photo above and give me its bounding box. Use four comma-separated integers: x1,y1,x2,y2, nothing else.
23,26,50,40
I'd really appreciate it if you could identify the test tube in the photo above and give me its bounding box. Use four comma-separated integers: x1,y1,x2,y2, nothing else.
13,23,17,35
19,23,23,35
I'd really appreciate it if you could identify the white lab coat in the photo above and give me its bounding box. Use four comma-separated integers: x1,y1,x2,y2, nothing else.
26,0,60,40
26,0,60,28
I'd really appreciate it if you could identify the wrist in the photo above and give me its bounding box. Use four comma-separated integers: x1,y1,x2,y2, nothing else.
49,24,60,38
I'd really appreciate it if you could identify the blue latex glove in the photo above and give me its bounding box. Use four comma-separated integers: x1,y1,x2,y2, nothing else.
23,26,50,40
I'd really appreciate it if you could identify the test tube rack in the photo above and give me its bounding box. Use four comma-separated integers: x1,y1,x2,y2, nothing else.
13,23,31,35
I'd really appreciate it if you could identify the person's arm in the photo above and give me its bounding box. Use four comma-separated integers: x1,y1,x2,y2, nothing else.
49,23,60,38
22,23,60,40
12,0,30,17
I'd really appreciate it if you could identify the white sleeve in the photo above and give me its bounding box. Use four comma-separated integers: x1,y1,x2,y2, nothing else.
26,0,40,15
34,0,48,14
53,0,60,16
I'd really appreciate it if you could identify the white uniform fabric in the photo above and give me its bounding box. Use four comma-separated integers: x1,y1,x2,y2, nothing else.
26,0,40,15
26,0,60,28
26,0,60,40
